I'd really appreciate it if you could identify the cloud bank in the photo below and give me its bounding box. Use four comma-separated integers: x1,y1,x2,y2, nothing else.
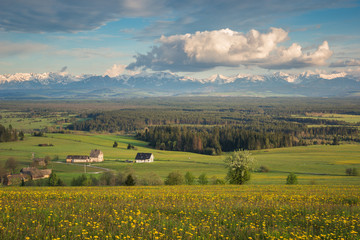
127,28,333,72
0,0,167,33
0,0,352,34
330,59,360,67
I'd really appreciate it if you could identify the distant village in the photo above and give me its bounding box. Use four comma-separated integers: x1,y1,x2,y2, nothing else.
4,149,154,185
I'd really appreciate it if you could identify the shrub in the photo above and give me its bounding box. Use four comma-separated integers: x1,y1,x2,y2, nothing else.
139,172,163,186
184,172,195,185
198,173,208,185
346,168,358,176
165,171,184,185
259,165,270,173
286,173,298,185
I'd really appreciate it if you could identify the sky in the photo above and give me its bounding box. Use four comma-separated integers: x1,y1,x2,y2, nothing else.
0,0,360,78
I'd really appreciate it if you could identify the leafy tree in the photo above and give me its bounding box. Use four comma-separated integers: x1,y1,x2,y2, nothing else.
286,173,298,185
100,171,116,186
224,150,255,185
48,172,59,186
5,157,18,174
113,141,118,148
125,174,136,186
184,172,195,185
71,174,91,186
57,178,66,186
165,171,184,185
0,164,7,185
19,131,24,140
332,136,340,145
198,173,208,185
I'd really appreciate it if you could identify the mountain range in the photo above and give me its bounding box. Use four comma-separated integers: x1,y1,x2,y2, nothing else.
0,71,359,99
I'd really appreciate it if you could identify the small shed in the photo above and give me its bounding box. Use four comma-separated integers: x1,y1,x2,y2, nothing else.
135,153,154,163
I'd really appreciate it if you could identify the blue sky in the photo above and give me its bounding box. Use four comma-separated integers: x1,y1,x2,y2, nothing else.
0,0,360,78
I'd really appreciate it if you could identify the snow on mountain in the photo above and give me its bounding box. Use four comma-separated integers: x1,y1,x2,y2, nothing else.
0,70,359,98
0,72,86,84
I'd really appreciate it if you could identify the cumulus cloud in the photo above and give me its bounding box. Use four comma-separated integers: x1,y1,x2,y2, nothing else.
0,41,48,57
329,59,360,67
127,28,333,72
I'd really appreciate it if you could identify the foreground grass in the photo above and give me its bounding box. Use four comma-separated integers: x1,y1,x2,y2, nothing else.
0,185,359,239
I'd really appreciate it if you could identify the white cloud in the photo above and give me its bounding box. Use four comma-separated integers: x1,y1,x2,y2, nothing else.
127,28,333,72
104,64,139,77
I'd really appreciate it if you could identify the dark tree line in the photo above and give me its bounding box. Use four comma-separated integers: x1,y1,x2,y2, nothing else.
137,125,359,154
0,124,20,142
137,126,296,154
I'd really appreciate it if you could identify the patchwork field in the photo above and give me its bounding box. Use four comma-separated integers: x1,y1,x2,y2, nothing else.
0,185,359,239
0,132,359,185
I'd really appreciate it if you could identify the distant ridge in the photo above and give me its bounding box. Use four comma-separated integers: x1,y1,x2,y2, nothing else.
0,71,359,99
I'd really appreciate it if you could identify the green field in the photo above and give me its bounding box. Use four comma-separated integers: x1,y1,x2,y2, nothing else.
0,110,73,131
1,132,359,185
293,113,360,124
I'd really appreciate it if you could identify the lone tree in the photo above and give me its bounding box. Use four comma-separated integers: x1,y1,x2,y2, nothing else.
5,157,17,174
113,141,118,148
286,172,298,185
224,150,255,185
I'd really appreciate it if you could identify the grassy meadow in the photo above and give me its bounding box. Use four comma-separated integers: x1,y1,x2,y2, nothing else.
0,132,359,185
0,185,359,239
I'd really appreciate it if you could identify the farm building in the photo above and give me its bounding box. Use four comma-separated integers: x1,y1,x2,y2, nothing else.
90,149,104,162
135,153,154,163
4,167,52,185
66,155,90,163
3,173,31,186
66,149,104,163
20,167,52,180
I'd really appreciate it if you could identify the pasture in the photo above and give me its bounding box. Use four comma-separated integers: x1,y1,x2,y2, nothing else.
0,132,359,185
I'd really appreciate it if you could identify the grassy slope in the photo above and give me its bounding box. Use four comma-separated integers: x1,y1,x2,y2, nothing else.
1,132,359,185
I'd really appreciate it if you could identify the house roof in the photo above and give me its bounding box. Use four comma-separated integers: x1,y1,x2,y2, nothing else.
66,155,89,159
20,167,52,179
135,153,153,160
90,149,102,157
